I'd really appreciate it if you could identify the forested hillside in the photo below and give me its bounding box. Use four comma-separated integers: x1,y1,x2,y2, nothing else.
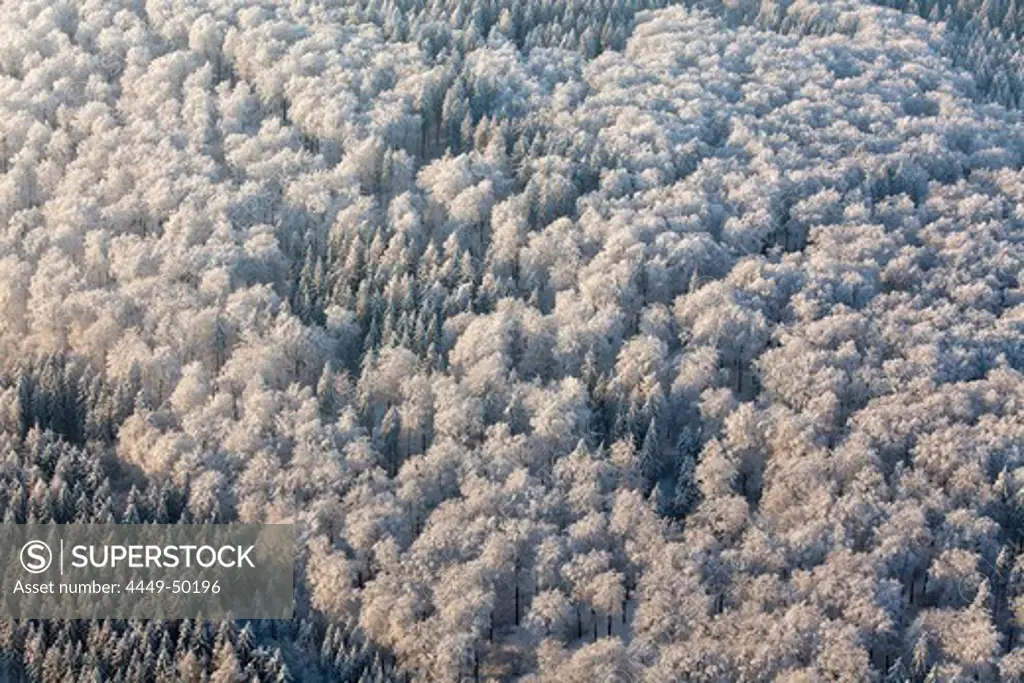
0,0,1023,680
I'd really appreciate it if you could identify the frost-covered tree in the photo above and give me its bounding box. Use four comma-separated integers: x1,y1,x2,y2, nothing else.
2,0,1024,678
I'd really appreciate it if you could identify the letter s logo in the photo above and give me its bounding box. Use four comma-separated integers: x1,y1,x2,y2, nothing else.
20,541,52,574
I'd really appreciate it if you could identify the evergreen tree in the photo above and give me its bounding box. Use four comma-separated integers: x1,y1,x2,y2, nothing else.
672,428,701,519
638,416,661,494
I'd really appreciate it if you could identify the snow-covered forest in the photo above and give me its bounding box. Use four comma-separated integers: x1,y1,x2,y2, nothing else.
1,0,1023,679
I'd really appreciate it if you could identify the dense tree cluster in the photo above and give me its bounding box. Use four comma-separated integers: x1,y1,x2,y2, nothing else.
0,428,402,682
1,0,1023,680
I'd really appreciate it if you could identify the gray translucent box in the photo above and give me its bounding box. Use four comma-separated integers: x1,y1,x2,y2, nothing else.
0,524,293,619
